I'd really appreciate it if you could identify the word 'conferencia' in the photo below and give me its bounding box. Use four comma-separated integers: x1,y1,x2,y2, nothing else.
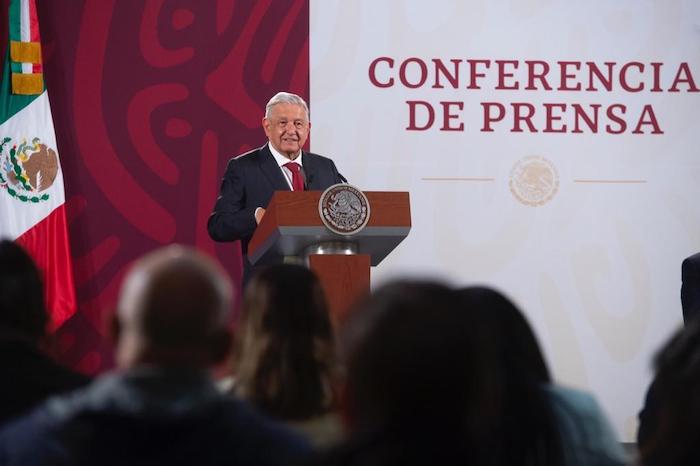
368,57,699,135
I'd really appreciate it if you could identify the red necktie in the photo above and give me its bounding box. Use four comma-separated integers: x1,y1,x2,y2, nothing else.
283,162,304,191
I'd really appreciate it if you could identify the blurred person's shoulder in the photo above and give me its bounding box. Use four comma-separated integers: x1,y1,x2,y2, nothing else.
544,384,628,466
286,411,344,450
214,394,313,465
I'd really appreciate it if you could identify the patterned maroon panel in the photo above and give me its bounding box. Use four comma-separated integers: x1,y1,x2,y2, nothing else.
30,0,309,374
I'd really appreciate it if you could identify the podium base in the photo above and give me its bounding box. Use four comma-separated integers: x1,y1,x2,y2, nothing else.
309,253,370,325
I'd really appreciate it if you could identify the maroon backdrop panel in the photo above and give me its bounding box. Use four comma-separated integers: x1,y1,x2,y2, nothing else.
13,0,310,374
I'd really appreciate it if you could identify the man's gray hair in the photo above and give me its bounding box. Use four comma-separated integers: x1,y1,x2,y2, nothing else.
265,92,310,120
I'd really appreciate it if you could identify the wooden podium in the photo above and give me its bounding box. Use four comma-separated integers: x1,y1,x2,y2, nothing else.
248,191,411,322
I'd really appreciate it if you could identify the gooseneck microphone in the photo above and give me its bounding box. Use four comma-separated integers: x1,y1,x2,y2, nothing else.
300,166,311,190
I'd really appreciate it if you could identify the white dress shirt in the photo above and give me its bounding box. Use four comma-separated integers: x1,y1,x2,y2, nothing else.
268,143,304,190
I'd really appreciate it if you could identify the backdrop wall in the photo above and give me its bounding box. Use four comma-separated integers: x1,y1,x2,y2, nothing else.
23,0,310,373
310,0,700,440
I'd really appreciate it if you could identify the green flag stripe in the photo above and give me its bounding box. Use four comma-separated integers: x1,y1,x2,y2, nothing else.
9,1,21,74
0,45,39,125
9,0,20,43
0,0,40,125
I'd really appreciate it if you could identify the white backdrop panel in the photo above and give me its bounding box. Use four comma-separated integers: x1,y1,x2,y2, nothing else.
310,0,700,441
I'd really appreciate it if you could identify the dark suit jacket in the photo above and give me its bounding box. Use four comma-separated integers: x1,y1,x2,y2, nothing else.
681,252,700,323
0,369,310,466
207,144,344,279
0,337,90,427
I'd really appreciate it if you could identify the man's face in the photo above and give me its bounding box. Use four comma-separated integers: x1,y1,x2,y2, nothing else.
263,103,310,160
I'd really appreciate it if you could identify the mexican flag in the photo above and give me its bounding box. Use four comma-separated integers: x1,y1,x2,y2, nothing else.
0,0,76,330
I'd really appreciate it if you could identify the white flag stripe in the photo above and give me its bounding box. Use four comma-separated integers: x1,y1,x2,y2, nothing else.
0,91,65,239
19,0,30,43
19,0,33,74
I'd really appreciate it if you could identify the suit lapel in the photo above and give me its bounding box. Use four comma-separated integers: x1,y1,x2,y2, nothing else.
257,145,290,191
302,152,319,190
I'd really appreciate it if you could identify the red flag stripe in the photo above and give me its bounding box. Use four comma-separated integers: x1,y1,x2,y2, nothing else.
27,0,38,41
28,0,41,73
15,204,77,331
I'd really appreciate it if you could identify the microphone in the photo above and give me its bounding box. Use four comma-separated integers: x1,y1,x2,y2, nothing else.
300,166,310,190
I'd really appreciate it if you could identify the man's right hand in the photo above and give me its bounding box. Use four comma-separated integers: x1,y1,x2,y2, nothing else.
254,207,266,224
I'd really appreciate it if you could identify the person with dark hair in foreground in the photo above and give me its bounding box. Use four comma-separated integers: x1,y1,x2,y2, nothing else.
324,281,474,465
456,286,564,465
0,245,309,466
0,240,89,426
456,287,626,466
317,281,625,466
228,264,342,448
638,318,700,466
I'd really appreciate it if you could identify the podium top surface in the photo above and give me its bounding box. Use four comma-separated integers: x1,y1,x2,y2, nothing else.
248,191,411,266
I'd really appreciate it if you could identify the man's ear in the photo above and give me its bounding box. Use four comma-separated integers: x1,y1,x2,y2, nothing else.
262,117,271,138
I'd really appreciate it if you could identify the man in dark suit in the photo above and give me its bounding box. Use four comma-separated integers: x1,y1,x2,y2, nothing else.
208,92,344,281
681,252,700,323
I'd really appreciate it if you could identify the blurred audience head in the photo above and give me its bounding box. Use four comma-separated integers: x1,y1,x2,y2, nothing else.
233,263,335,421
336,281,564,465
114,244,233,370
455,286,551,386
340,280,472,437
639,319,700,466
0,239,47,341
455,286,562,465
